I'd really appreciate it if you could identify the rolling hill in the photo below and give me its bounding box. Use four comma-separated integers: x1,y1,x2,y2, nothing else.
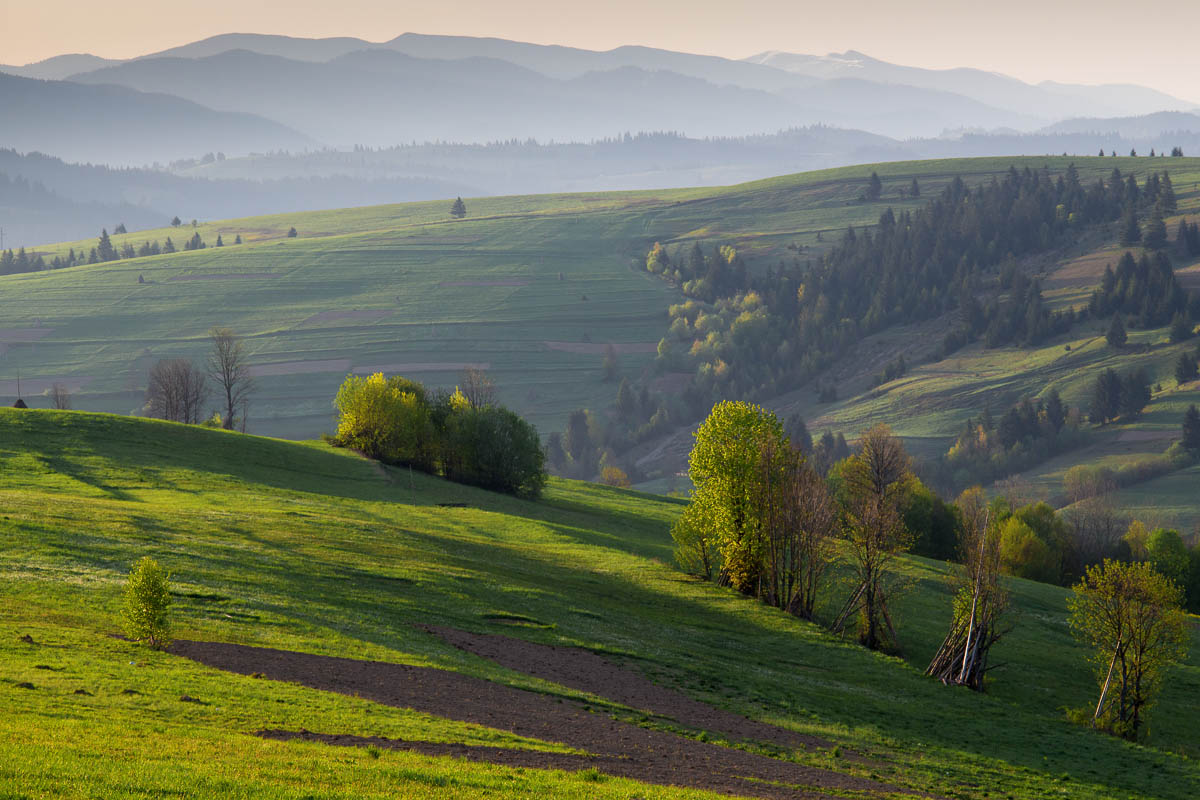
12,155,1200,530
1,409,1197,799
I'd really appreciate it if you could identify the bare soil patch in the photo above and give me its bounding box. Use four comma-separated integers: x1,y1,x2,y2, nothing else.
1043,248,1120,290
545,341,659,355
169,638,912,800
439,279,529,287
302,310,392,325
0,328,53,343
428,627,830,752
353,362,489,374
1177,264,1200,291
168,272,280,282
248,359,352,378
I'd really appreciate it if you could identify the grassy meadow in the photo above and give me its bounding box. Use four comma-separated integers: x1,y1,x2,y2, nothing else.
1,409,1198,798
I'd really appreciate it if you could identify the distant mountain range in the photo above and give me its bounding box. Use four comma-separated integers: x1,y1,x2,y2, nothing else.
2,32,1197,165
4,31,1200,247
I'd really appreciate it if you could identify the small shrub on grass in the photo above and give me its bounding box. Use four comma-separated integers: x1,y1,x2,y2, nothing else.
122,557,172,649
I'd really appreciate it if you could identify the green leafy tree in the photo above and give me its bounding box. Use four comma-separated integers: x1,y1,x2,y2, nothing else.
333,373,435,468
441,405,546,497
1146,529,1189,586
1068,560,1189,740
685,400,788,592
123,557,172,649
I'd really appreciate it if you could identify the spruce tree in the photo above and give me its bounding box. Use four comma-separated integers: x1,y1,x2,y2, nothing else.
865,172,883,202
1159,172,1177,213
1144,210,1168,250
1174,352,1198,385
1119,208,1141,247
909,177,920,198
450,197,467,219
1183,405,1200,451
1106,314,1127,348
1169,312,1193,343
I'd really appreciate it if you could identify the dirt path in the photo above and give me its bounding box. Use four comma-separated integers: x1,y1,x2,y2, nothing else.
170,638,915,800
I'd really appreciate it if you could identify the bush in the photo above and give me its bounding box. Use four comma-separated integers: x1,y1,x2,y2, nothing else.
123,557,171,648
442,406,546,498
600,466,632,488
333,373,434,469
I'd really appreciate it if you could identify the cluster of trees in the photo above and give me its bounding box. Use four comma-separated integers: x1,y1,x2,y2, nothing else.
648,166,1171,425
671,402,958,653
2,227,244,276
672,400,1191,734
1088,250,1192,330
941,389,1082,488
332,369,545,497
143,328,254,430
1089,367,1151,424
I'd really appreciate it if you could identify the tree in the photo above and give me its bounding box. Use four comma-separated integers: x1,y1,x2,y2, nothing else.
616,378,636,422
999,516,1057,583
44,383,71,410
1068,560,1189,740
450,197,467,219
1146,528,1189,587
333,373,434,468
171,216,181,227
865,171,883,201
96,229,117,262
753,440,836,619
685,400,788,592
145,358,209,424
1106,315,1127,348
545,431,567,472
600,466,631,488
564,409,595,468
1169,313,1194,343
602,344,620,382
1090,368,1122,424
832,424,913,652
926,487,1010,690
1182,405,1200,451
1174,352,1198,385
1044,388,1066,432
909,177,920,198
215,234,224,247
234,234,243,245
1119,369,1150,419
123,556,172,649
207,328,254,431
286,227,297,238
1143,210,1168,250
441,405,546,497
459,367,497,408
1119,208,1141,247
784,413,813,454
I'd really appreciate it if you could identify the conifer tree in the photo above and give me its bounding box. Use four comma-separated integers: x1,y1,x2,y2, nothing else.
1106,315,1127,348
450,196,467,219
1144,210,1168,250
1183,405,1200,451
1119,208,1141,247
1158,172,1177,213
909,177,920,198
1174,352,1198,385
865,172,883,202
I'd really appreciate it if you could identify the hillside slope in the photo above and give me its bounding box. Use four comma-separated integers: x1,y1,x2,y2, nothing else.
1,410,1197,799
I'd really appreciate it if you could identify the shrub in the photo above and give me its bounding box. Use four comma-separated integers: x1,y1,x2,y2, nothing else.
123,557,172,648
442,405,546,497
600,466,632,488
333,373,434,469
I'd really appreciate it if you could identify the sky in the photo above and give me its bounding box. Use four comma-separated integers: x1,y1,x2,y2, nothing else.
3,0,1200,101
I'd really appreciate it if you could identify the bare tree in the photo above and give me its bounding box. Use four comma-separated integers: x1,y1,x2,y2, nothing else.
207,328,254,430
832,425,913,652
755,441,837,620
145,359,209,423
926,487,1010,690
45,383,71,410
459,367,496,409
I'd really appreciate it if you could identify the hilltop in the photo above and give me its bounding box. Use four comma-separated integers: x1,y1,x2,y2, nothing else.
1,409,1197,798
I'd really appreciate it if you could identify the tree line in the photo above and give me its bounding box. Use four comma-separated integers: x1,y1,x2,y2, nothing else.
0,226,243,276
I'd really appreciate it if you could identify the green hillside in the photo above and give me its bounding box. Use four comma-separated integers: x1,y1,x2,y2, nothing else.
14,157,1196,440
1,410,1198,798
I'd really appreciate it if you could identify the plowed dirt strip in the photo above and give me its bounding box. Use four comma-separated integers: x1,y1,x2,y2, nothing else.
428,626,830,752
169,639,913,800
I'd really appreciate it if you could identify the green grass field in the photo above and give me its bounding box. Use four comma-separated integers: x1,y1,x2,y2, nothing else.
1,409,1197,798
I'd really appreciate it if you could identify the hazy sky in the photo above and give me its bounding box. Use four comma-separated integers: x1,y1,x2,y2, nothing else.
4,0,1200,101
